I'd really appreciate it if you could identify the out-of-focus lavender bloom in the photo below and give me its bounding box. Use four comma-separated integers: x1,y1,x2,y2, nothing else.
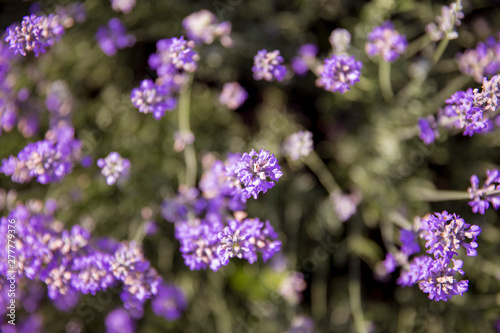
252,49,287,82
5,14,64,57
418,116,439,145
365,21,408,62
110,0,136,14
105,308,135,333
420,211,481,258
52,289,80,312
330,190,362,222
383,253,397,273
144,220,158,236
456,36,500,83
278,271,307,305
329,28,351,54
130,79,177,120
55,2,87,28
426,0,464,42
288,315,316,333
96,18,136,57
318,54,362,93
45,80,74,126
151,283,187,321
183,9,232,47
219,82,248,110
291,44,318,76
397,255,433,287
81,155,93,168
282,130,314,161
400,229,420,256
468,169,500,214
173,130,195,152
97,152,131,185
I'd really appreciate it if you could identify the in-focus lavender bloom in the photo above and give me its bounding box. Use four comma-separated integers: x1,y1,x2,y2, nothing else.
383,253,397,273
318,54,362,93
234,149,283,200
426,0,464,41
105,308,135,333
418,116,439,145
291,44,318,76
282,130,314,161
400,229,420,256
96,18,136,57
468,169,500,214
365,21,408,62
148,36,199,78
110,0,136,14
397,255,433,287
476,74,500,113
151,283,187,321
420,211,481,258
252,49,287,82
130,79,177,120
418,258,468,301
329,28,351,54
330,190,362,222
456,36,500,83
97,152,130,185
278,271,307,305
219,82,248,110
182,9,232,47
5,14,64,57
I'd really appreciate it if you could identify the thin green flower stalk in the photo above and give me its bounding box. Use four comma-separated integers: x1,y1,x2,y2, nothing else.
379,60,394,101
178,75,197,188
432,37,449,64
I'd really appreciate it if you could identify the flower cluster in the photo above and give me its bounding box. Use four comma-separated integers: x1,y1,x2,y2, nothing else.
130,79,177,120
252,49,287,82
418,116,439,145
95,18,136,57
0,200,186,319
291,44,318,76
97,152,131,185
5,14,64,57
182,9,232,47
425,0,464,42
391,212,481,301
330,190,362,222
0,125,81,184
55,2,87,28
282,130,314,161
219,82,248,110
162,149,282,271
365,21,408,62
318,54,362,93
329,28,351,54
468,169,500,214
456,35,500,83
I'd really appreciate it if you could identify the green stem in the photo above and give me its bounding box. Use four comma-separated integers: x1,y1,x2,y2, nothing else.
379,60,393,102
432,37,449,64
348,218,367,333
178,75,197,188
304,151,340,194
413,188,470,202
404,34,432,59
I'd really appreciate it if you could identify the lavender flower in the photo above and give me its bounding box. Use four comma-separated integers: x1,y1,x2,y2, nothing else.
151,283,187,321
283,131,313,161
217,220,252,265
278,271,307,305
130,79,177,120
420,211,481,258
329,28,351,54
105,308,135,333
383,253,397,273
97,152,131,185
365,21,408,62
288,316,316,333
5,14,64,57
418,116,439,145
110,0,136,14
219,82,248,110
456,36,500,83
418,258,468,301
397,255,433,287
400,229,420,256
318,54,362,93
425,0,464,42
468,169,500,214
291,44,318,76
252,49,287,82
148,36,199,78
182,10,232,47
234,149,283,200
330,190,362,222
55,2,87,28
96,18,136,57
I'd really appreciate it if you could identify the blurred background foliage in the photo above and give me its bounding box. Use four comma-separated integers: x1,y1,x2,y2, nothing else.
2,0,500,332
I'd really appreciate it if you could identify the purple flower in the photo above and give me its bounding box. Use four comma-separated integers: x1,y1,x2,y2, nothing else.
282,131,314,161
182,10,232,47
418,258,468,301
97,152,130,185
383,253,397,273
96,18,136,57
55,2,87,28
149,36,199,77
234,149,283,200
151,283,187,321
278,272,307,305
456,36,500,83
217,220,253,265
219,82,248,110
330,190,362,222
397,255,433,287
130,79,177,120
291,44,318,76
110,0,136,14
426,1,464,42
468,169,500,214
318,54,362,93
418,116,439,145
420,211,481,258
365,21,408,62
5,14,64,57
400,229,420,256
70,251,116,295
105,308,135,333
252,49,287,82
